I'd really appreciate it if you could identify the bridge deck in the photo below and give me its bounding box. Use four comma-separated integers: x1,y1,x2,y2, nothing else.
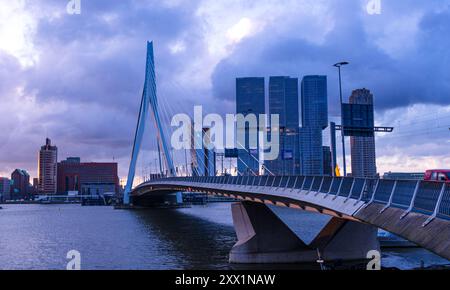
132,176,450,260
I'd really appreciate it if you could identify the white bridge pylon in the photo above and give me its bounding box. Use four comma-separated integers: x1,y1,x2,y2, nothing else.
124,41,175,204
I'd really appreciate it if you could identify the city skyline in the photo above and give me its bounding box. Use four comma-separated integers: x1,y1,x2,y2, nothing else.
1,0,450,181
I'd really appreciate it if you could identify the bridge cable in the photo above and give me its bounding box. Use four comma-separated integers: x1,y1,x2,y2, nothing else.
236,140,275,176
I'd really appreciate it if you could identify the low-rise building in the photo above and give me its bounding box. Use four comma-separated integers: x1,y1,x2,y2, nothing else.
383,172,425,180
10,169,31,200
0,177,11,202
57,158,119,195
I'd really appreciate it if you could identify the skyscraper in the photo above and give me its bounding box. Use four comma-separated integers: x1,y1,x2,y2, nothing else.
299,126,323,175
38,138,58,194
236,77,265,175
300,76,328,175
301,76,328,129
266,76,300,175
349,89,377,178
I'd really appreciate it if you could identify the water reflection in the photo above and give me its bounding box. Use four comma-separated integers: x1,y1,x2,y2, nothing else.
132,208,236,270
0,203,448,270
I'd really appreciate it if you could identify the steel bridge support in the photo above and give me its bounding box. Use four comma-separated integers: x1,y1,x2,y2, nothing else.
229,202,380,264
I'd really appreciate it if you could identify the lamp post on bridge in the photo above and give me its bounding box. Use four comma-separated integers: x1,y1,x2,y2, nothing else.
333,61,349,177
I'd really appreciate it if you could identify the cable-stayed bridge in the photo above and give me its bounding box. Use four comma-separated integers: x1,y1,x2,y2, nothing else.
123,42,450,264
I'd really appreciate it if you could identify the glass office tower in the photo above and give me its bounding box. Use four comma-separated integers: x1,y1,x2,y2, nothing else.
236,77,265,175
300,75,328,175
266,76,300,175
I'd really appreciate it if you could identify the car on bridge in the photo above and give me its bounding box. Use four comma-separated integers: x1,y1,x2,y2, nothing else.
424,170,450,183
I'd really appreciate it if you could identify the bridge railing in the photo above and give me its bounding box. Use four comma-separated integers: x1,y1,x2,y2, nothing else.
363,179,449,219
390,180,418,209
413,181,443,215
160,175,380,200
148,175,450,220
438,184,450,219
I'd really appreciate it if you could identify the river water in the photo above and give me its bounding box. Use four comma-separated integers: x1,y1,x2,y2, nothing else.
0,203,447,270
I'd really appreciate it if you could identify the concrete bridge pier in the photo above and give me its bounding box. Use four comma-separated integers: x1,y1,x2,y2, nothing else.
229,202,380,264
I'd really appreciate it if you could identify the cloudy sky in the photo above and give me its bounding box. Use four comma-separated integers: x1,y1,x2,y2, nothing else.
0,0,449,182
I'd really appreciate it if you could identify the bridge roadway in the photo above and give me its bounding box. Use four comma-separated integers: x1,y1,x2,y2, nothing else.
131,176,450,263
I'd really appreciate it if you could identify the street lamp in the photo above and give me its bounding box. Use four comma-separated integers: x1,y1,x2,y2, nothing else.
333,61,349,177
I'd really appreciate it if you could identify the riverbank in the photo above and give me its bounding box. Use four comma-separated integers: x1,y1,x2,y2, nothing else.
2,201,80,205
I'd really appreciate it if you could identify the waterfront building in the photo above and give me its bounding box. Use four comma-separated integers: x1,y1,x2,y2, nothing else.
383,172,425,180
300,75,328,175
32,178,39,194
38,138,58,194
349,89,377,178
0,177,11,202
236,77,265,175
266,76,300,175
10,169,30,200
57,158,119,195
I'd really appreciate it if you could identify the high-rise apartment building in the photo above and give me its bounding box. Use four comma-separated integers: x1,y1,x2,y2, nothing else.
236,77,265,175
38,138,58,194
349,89,377,178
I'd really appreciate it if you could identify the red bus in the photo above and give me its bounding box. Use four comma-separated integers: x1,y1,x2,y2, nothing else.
424,170,450,183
